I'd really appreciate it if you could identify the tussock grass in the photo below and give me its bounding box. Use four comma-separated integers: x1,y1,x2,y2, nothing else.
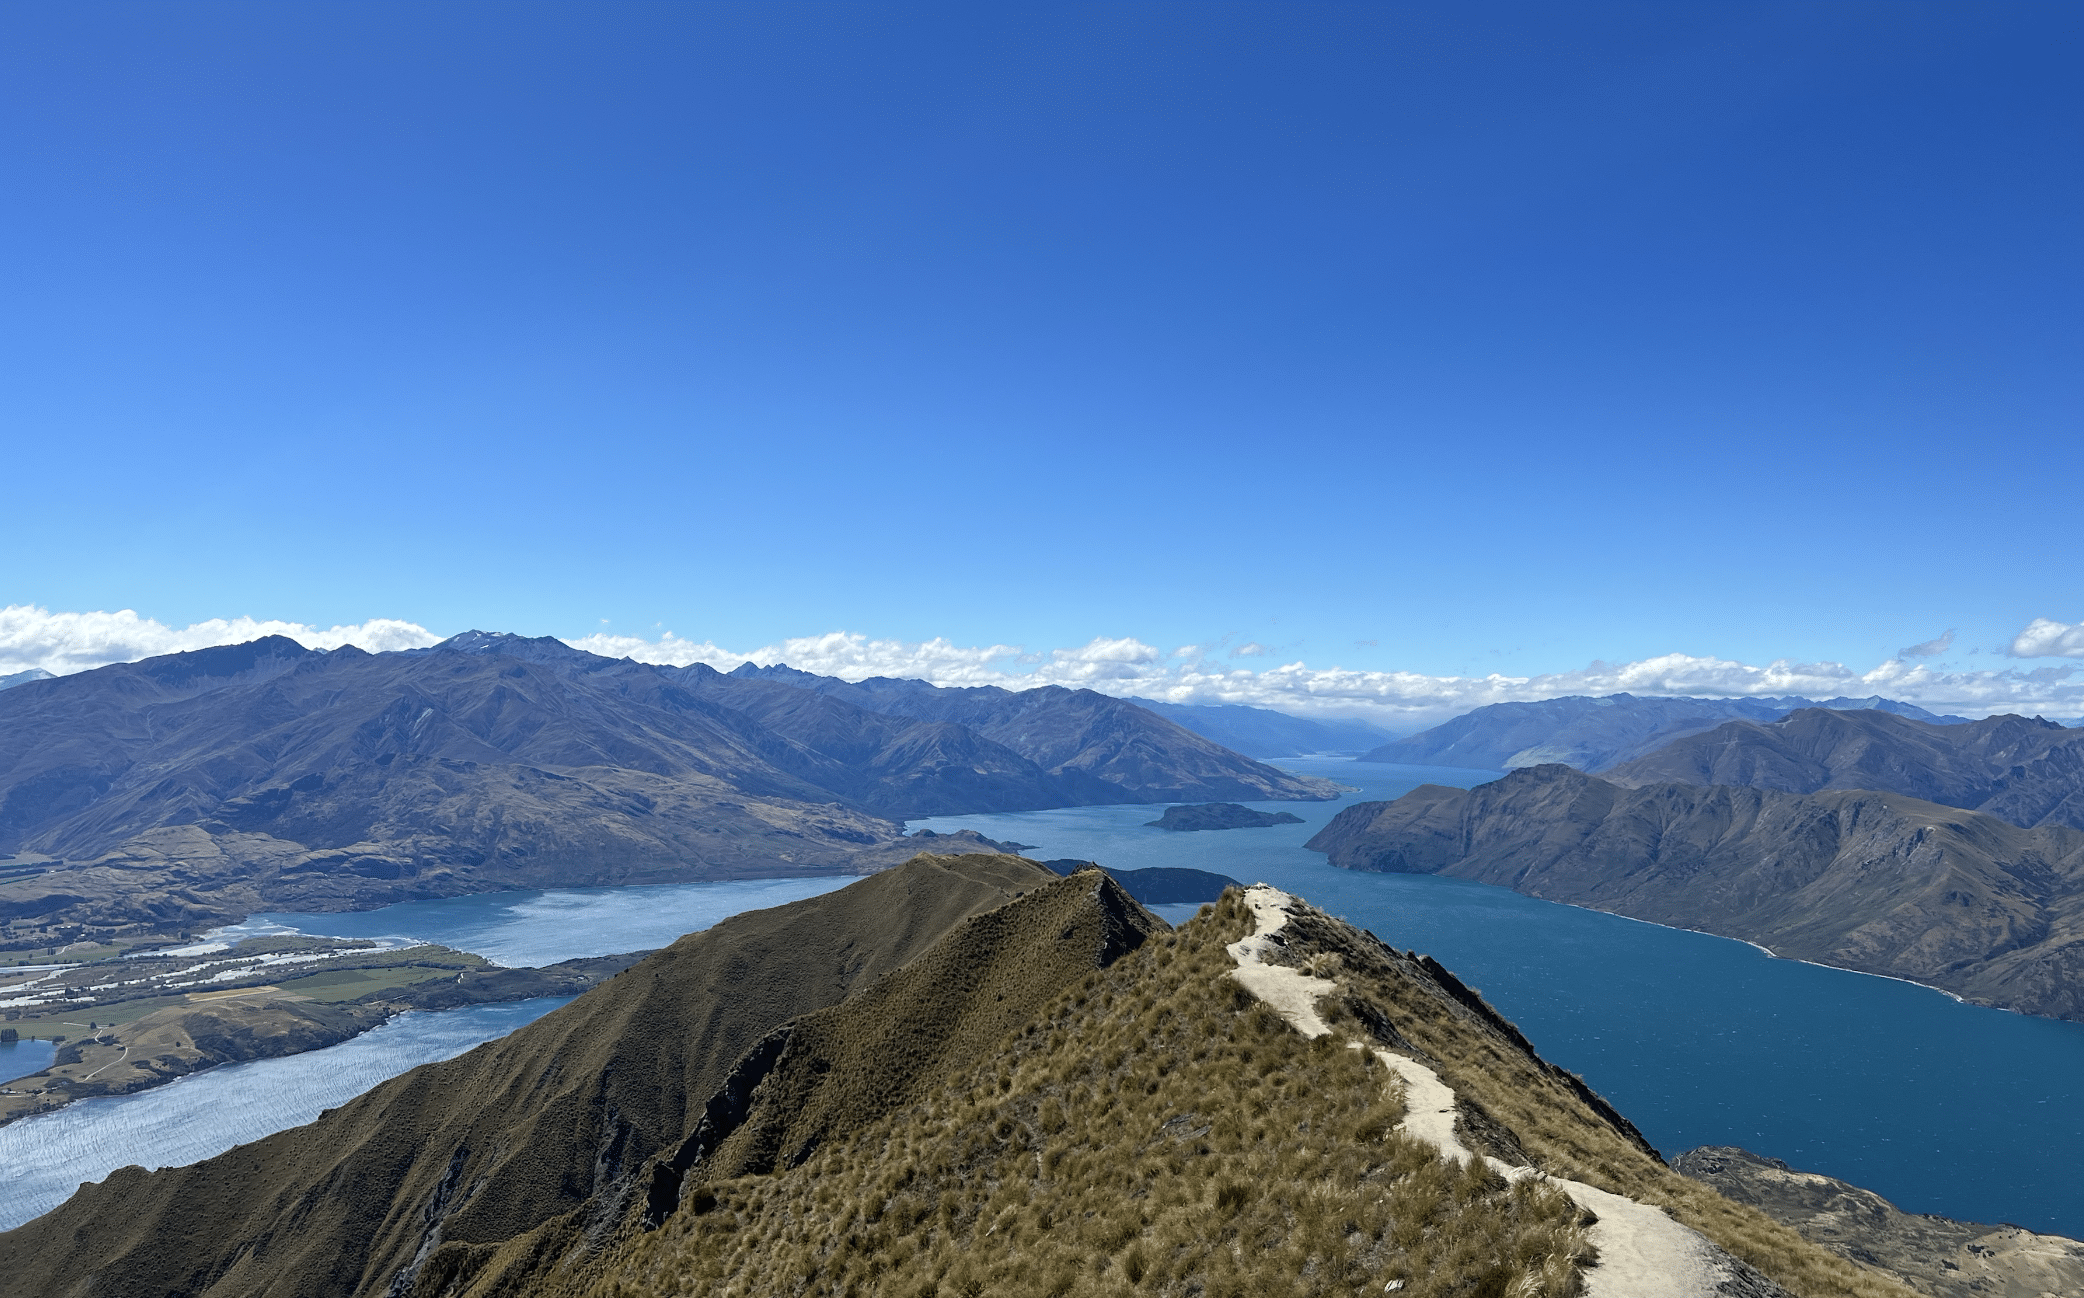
1241,894,1920,1298
570,905,1592,1298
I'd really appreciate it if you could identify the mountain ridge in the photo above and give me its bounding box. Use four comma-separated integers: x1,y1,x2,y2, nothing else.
0,858,1917,1298
1604,706,2084,832
1359,693,1970,773
0,635,1332,944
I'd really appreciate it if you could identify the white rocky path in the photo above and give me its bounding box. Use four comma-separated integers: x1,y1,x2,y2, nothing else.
1224,885,1734,1298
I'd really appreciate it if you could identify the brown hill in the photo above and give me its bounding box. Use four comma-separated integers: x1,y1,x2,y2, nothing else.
0,854,1071,1298
1306,765,2084,1020
1,860,1921,1298
1606,707,2084,832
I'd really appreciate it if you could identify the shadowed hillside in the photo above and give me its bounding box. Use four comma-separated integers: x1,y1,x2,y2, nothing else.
0,855,1069,1298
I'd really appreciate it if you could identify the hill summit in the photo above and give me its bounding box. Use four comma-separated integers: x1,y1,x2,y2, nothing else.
1,855,1914,1298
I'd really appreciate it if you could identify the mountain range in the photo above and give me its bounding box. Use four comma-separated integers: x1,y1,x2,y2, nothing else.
1604,706,2084,832
1307,764,2084,1020
0,634,1333,945
0,856,1915,1298
1359,693,1970,773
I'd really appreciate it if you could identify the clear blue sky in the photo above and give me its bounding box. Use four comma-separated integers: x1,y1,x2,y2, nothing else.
4,2,2078,681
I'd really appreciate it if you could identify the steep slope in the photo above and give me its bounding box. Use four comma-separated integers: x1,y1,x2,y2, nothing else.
0,868,1913,1298
1360,694,1961,773
455,889,1906,1298
1130,699,1398,756
715,663,1343,802
1606,708,2084,832
1307,766,2084,1019
0,854,1067,1298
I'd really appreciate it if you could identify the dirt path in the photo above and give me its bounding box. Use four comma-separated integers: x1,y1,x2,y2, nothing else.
80,1046,130,1081
1225,884,1735,1298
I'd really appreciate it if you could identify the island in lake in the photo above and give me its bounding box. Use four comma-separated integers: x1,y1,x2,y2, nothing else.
1145,802,1306,832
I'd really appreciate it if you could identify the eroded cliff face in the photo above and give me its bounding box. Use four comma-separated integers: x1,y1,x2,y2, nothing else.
1307,765,2084,1020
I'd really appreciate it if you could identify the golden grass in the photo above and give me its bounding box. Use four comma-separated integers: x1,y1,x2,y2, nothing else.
566,908,1594,1298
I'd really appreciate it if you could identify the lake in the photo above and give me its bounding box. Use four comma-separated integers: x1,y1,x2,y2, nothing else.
7,757,2082,1240
0,1038,55,1086
0,997,565,1231
216,874,857,968
913,757,2084,1239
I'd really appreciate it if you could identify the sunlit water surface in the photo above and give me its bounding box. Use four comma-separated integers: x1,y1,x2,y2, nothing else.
1,876,855,1230
0,998,562,1230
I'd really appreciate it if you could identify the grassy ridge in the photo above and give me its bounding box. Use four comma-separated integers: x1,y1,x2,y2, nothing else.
483,888,1917,1298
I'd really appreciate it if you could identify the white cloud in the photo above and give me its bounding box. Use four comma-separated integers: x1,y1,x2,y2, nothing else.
2011,617,2084,659
10,606,2082,726
1897,629,1955,659
562,630,1029,685
568,629,2084,725
0,605,440,676
1229,642,1272,658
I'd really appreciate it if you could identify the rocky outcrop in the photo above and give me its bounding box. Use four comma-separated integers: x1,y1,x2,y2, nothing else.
1674,1146,2084,1298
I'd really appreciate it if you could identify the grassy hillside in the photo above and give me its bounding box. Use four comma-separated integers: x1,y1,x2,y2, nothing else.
437,891,1913,1298
2,859,1918,1298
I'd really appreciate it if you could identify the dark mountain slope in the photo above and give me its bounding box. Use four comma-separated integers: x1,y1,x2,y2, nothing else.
1607,707,2084,832
717,663,1341,803
1360,693,1964,773
1308,765,2084,1019
0,854,1065,1298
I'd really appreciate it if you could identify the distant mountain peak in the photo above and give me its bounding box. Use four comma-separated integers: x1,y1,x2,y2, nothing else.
427,630,605,664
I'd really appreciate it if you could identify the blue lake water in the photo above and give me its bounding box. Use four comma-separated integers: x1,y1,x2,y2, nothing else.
915,758,2084,1239
9,760,2082,1239
218,874,856,967
0,1037,55,1085
0,998,565,1232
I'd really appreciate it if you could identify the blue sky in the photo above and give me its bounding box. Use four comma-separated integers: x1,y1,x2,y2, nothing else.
3,3,2080,718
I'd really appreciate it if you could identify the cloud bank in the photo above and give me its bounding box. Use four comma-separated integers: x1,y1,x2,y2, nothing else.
0,605,441,676
570,628,2084,725
6,605,2080,726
